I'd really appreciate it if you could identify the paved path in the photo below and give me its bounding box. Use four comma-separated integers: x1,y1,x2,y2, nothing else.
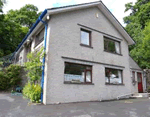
0,93,150,117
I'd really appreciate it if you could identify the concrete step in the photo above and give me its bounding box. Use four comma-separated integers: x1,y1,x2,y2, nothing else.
130,93,149,99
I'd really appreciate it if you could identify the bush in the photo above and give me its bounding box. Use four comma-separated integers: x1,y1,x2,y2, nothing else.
147,86,150,93
0,72,10,90
23,82,41,103
5,64,22,87
0,64,22,91
24,47,43,84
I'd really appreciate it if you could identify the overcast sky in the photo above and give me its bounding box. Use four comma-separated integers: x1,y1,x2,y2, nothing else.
3,0,136,26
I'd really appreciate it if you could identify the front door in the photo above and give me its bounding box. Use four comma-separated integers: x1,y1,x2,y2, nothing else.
137,72,143,93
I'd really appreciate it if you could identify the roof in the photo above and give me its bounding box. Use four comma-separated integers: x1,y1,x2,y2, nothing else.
129,56,142,71
10,1,135,60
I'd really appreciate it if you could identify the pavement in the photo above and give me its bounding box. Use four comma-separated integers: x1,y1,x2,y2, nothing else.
0,93,150,117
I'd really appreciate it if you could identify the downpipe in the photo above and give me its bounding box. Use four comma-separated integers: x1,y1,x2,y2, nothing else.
39,16,48,103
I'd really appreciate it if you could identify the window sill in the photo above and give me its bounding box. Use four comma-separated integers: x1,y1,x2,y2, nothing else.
104,50,122,56
80,44,93,49
105,83,125,86
64,82,94,85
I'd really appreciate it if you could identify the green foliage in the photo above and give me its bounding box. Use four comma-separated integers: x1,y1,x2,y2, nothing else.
147,86,150,92
139,21,150,68
124,0,150,69
0,0,3,13
24,48,44,83
0,4,40,57
23,48,43,103
0,64,22,90
0,72,10,90
5,64,22,86
6,4,40,28
23,82,41,103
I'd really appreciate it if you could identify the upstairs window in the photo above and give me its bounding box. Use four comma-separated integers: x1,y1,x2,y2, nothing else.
35,28,44,47
104,37,121,54
80,29,91,46
105,68,123,85
64,62,92,84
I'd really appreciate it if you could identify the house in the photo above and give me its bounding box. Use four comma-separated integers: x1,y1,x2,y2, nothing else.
11,1,146,104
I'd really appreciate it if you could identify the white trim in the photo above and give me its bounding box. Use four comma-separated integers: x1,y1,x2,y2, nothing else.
98,3,134,45
104,65,124,70
63,58,94,66
104,35,122,42
47,2,100,15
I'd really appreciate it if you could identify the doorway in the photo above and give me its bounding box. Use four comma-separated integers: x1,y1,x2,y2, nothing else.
137,72,143,93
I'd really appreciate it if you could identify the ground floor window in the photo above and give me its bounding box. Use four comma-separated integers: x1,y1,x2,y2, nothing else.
64,62,92,83
105,68,123,84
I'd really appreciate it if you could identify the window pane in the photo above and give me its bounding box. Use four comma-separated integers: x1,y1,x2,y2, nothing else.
81,30,90,45
105,68,122,84
35,28,44,47
108,41,115,53
104,39,109,51
104,38,120,54
86,71,91,82
105,69,110,83
64,63,92,83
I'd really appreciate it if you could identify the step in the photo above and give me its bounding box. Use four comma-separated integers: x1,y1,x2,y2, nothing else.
130,93,149,99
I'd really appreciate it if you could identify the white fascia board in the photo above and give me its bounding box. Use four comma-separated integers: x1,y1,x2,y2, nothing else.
23,16,47,46
16,15,47,55
47,2,100,15
98,3,135,45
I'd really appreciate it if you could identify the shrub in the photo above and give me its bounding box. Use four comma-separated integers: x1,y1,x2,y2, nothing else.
0,72,10,90
0,64,22,91
23,82,41,103
24,47,44,84
5,64,22,87
23,48,44,103
147,86,150,93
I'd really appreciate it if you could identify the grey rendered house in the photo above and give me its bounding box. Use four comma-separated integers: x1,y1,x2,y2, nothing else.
11,1,146,104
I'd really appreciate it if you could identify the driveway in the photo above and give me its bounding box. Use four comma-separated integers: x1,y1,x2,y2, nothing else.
0,93,150,117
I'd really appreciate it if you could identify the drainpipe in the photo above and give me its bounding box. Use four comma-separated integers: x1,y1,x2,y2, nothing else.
39,16,48,103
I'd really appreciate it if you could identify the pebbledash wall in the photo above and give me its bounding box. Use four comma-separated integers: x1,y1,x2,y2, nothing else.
43,7,134,104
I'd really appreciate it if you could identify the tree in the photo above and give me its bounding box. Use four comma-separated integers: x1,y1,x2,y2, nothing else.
0,0,5,57
0,4,40,57
124,0,150,69
6,4,40,28
140,22,150,68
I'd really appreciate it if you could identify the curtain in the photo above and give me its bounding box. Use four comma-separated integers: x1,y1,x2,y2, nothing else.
115,42,120,54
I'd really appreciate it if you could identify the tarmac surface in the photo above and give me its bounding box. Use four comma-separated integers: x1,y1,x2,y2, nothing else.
0,93,150,117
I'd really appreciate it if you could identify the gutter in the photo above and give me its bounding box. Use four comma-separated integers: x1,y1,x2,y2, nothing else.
39,15,48,103
10,9,48,61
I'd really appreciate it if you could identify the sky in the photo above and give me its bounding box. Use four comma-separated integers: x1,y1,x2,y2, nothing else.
3,0,136,26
